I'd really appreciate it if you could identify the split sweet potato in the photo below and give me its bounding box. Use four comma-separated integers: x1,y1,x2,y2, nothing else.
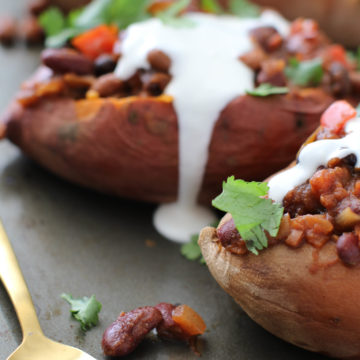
199,218,360,359
198,110,360,358
1,85,333,204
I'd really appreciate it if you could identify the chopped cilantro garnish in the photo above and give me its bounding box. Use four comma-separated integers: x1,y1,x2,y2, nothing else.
39,0,151,47
39,0,262,47
61,293,102,331
201,0,224,14
285,57,324,86
181,220,219,263
156,0,195,28
246,83,289,97
38,7,66,37
181,234,205,264
212,176,283,255
229,0,260,18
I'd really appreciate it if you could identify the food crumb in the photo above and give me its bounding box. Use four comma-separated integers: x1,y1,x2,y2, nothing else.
145,239,157,248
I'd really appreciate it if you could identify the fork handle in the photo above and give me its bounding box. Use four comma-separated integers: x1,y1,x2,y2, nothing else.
0,221,43,336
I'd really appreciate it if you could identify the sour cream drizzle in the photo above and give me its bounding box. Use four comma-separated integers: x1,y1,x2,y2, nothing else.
115,11,289,243
268,116,360,203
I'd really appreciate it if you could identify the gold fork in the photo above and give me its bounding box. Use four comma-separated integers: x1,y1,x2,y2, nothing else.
0,221,98,360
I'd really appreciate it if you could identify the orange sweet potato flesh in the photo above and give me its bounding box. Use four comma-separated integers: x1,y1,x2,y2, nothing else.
0,80,334,204
172,304,206,336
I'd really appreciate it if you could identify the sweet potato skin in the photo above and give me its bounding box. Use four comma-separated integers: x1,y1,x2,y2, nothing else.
1,84,333,203
199,215,360,359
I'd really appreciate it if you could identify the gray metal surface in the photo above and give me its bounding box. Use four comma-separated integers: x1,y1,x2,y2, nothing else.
0,1,328,359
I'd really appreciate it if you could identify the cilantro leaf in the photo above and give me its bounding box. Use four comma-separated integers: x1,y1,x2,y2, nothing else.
156,0,196,28
285,57,323,86
181,221,219,263
246,83,289,97
61,293,102,331
38,7,66,37
229,0,260,18
39,0,152,48
181,234,204,262
212,176,283,255
201,0,224,14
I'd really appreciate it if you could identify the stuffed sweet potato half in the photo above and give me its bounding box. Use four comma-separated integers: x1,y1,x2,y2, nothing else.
199,101,360,358
2,1,360,206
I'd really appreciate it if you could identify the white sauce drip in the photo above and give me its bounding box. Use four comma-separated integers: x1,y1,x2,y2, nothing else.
268,116,360,203
115,11,289,243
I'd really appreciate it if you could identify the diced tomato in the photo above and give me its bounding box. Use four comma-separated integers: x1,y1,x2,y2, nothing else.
320,100,356,134
172,304,206,336
72,25,118,60
323,44,348,67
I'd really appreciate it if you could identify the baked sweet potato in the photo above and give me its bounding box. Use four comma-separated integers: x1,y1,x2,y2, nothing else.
1,87,332,203
1,12,359,205
199,220,360,359
199,101,360,358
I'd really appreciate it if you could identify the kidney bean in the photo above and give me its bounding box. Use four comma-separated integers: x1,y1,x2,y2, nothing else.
155,303,190,341
143,73,171,96
217,219,248,255
102,306,162,357
90,73,126,97
325,62,351,97
239,47,268,71
256,59,286,87
20,16,44,45
249,26,282,52
336,233,360,266
41,48,94,75
0,16,17,46
147,49,171,73
28,0,50,16
94,54,118,76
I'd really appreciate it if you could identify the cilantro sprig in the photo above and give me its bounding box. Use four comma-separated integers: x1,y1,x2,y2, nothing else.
181,234,206,264
39,0,151,48
285,57,324,86
39,0,261,48
61,293,102,331
229,0,260,17
201,0,224,14
156,0,195,28
246,83,289,97
212,176,283,255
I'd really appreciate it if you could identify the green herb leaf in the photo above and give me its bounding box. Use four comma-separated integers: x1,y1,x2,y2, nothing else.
156,0,196,28
212,176,283,255
107,0,151,28
229,0,260,18
181,234,204,262
45,28,82,48
39,0,152,48
246,83,289,97
201,0,223,14
181,221,218,263
72,0,112,29
38,7,66,36
61,293,102,331
285,57,324,86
